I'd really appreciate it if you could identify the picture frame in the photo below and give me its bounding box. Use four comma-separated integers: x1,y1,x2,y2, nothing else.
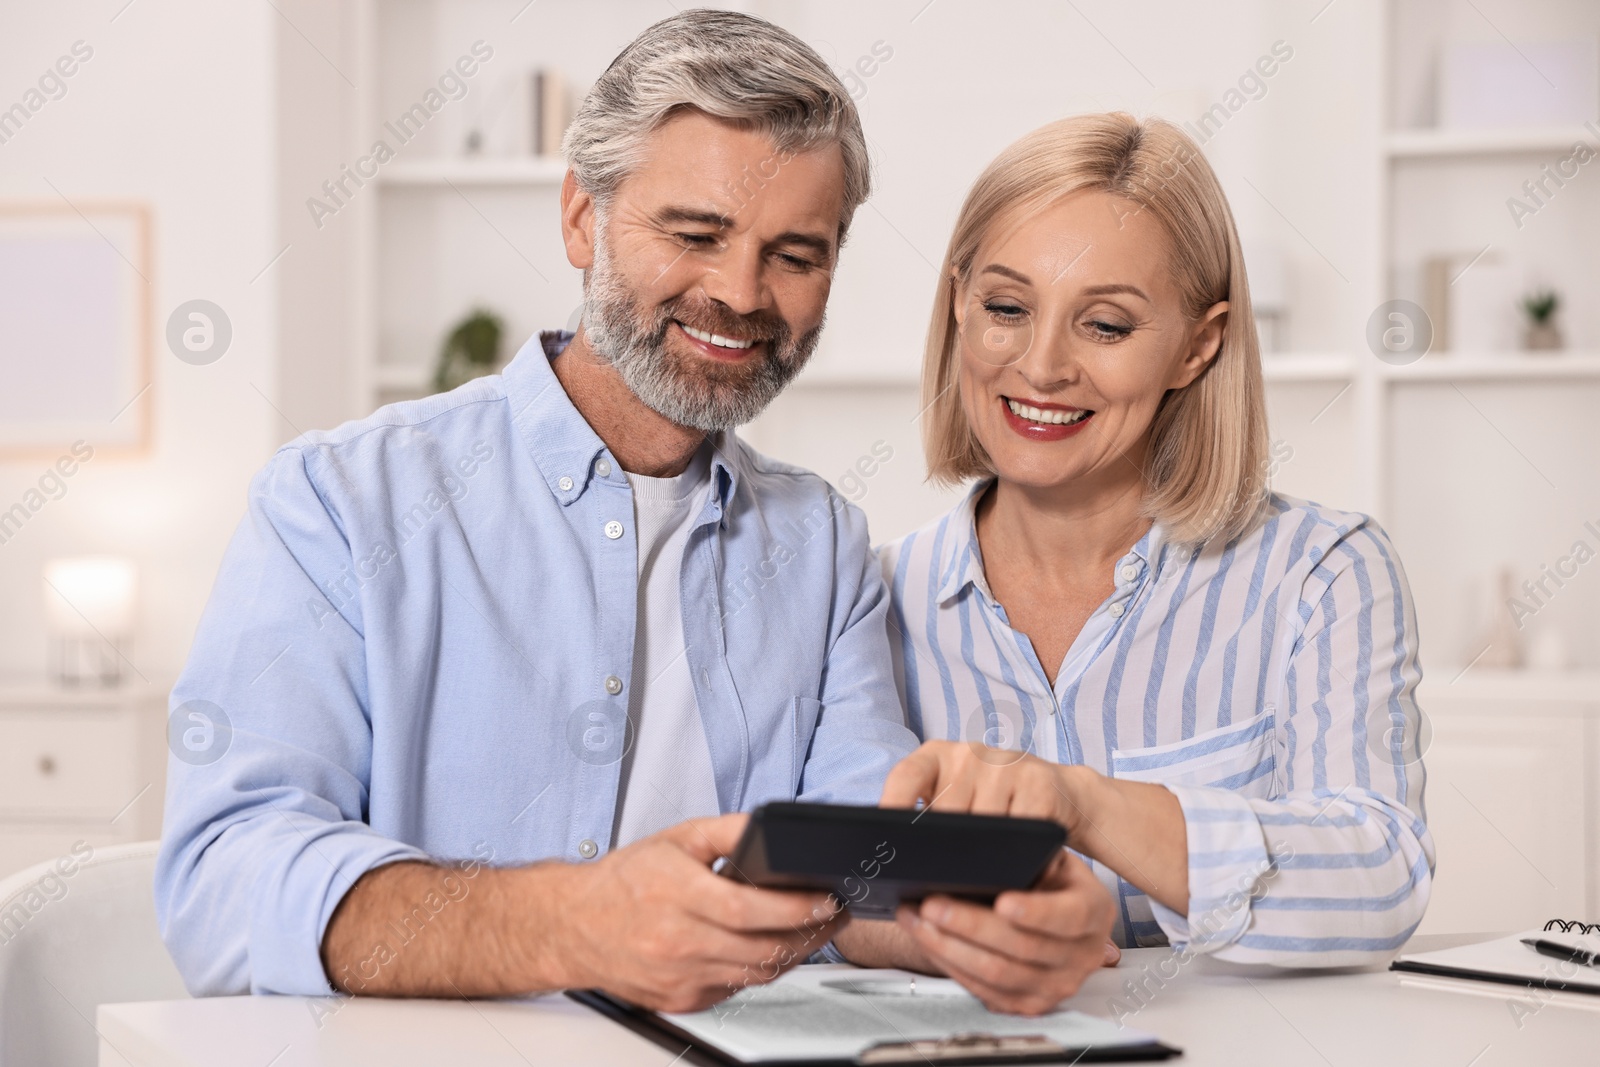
0,202,152,457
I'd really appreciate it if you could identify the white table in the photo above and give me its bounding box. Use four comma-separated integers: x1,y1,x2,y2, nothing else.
98,937,1597,1066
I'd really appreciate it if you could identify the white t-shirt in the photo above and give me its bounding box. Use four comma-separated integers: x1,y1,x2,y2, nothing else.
611,445,723,847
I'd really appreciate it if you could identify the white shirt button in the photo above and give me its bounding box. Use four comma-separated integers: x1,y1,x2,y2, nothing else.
595,458,612,478
578,839,598,859
1108,602,1125,618
604,520,624,540
557,476,574,492
604,675,623,695
1121,565,1138,582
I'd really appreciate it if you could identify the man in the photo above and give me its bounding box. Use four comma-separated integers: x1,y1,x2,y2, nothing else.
157,10,1112,1016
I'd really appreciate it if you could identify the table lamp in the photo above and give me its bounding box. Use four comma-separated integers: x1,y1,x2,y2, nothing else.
42,556,137,687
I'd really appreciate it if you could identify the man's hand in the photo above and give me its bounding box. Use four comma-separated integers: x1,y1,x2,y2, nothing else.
322,814,844,1009
548,814,847,1012
896,849,1115,1015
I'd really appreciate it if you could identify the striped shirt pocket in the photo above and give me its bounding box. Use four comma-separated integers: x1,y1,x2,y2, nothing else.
1109,707,1278,798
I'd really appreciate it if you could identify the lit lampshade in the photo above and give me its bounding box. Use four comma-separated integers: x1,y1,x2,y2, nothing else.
42,557,137,686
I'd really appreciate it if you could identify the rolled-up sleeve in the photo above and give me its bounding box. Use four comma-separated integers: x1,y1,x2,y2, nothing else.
1150,523,1435,967
154,446,428,996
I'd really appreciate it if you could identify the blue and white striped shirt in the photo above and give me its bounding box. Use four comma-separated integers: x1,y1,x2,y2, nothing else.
879,485,1434,967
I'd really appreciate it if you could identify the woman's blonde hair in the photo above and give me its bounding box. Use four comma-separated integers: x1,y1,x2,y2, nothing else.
922,112,1269,547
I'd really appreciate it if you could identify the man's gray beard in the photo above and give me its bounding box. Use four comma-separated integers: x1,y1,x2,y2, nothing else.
581,228,823,432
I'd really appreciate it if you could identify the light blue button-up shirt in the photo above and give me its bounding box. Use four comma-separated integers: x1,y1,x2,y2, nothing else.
155,332,917,996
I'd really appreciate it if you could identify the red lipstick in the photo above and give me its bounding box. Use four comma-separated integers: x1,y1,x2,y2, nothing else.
999,395,1094,442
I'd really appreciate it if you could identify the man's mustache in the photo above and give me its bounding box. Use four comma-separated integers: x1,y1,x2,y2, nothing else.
655,297,787,346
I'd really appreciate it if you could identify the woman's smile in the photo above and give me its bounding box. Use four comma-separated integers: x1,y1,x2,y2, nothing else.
1000,395,1095,441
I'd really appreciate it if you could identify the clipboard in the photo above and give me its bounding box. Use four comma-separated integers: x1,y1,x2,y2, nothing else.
567,971,1182,1065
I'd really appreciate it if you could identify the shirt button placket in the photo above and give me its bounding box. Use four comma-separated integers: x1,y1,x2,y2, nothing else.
592,453,622,865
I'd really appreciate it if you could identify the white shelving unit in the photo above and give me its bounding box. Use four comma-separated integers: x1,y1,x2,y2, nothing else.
1379,352,1600,381
1383,125,1598,159
1371,0,1600,680
1259,353,1355,383
1357,10,1595,518
377,156,568,187
345,0,1600,676
349,0,605,412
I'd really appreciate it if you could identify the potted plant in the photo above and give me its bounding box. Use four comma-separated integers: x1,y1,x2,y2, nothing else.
433,308,505,392
1520,288,1562,352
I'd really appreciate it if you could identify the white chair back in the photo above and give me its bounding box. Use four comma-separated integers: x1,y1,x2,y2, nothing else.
0,841,188,1067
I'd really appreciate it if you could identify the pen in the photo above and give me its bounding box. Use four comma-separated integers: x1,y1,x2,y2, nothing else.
1521,938,1600,968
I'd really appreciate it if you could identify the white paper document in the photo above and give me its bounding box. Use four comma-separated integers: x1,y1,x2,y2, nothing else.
1393,929,1600,995
661,967,1163,1063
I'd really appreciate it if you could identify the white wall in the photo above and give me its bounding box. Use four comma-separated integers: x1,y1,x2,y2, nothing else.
744,0,1380,543
276,0,364,442
343,0,1379,546
0,1,279,684
7,0,1595,688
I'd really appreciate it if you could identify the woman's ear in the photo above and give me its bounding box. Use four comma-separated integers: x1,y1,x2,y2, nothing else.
1169,300,1229,390
950,269,968,327
560,170,596,270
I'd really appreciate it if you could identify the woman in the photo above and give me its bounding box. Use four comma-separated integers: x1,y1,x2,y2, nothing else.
877,113,1433,973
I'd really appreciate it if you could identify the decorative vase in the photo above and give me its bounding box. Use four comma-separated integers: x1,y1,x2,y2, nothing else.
1523,321,1563,352
1474,569,1524,670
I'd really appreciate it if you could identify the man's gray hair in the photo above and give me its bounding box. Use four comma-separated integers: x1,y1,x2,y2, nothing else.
562,9,871,240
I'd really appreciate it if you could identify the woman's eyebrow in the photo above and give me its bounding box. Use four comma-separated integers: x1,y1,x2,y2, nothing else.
979,265,1150,303
979,263,1033,285
1080,283,1150,301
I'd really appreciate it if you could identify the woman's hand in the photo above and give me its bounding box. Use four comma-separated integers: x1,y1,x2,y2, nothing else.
882,739,1192,915
896,849,1116,1015
880,739,1085,834
875,740,1123,1014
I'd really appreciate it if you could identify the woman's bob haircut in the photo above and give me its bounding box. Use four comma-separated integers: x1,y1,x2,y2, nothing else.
922,112,1270,547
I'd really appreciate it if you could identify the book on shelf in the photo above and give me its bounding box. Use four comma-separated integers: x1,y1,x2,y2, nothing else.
531,68,575,158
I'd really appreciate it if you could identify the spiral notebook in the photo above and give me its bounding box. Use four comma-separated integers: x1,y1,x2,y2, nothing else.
1390,918,1600,998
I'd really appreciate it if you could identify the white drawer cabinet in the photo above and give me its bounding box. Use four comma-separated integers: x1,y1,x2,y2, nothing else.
1415,671,1600,935
0,683,167,880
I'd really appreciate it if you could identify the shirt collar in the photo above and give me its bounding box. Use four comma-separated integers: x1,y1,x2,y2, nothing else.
502,330,739,513
1129,519,1168,574
935,481,997,606
933,478,1172,606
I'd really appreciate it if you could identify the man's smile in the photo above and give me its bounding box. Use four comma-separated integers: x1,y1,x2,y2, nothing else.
672,319,765,361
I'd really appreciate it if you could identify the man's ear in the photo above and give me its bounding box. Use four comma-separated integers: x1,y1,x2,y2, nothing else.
1170,300,1229,390
560,170,597,270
